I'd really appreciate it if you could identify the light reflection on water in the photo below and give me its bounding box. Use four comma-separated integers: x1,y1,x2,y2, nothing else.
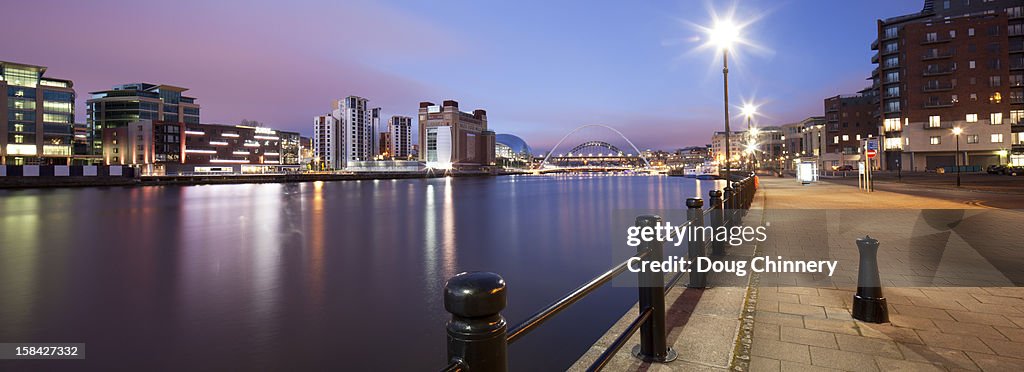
0,175,717,370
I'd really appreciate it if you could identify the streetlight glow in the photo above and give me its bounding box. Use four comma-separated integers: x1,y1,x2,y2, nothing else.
741,103,758,118
709,19,741,50
952,127,963,135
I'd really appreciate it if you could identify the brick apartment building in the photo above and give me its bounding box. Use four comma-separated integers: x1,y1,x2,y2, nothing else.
872,0,1023,170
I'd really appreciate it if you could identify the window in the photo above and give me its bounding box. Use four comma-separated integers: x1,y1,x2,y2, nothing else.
929,115,942,127
967,114,978,122
949,30,956,38
990,76,1001,87
926,32,938,42
833,136,839,144
842,135,850,141
884,26,898,39
969,60,976,69
991,134,1004,143
1012,110,1024,124
970,93,978,101
991,112,1003,124
885,71,900,83
884,118,902,132
856,134,862,140
14,135,24,144
930,136,941,145
968,27,975,36
967,134,979,144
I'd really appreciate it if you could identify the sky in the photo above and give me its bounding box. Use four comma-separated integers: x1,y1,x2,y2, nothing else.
4,0,924,152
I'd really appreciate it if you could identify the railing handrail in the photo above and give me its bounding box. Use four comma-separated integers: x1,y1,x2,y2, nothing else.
440,174,759,372
506,247,654,344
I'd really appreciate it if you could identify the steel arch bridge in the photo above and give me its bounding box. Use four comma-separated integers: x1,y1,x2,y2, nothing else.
568,141,623,156
537,124,653,171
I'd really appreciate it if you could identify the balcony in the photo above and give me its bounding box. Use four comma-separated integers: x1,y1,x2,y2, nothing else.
921,35,952,45
872,53,879,64
922,67,954,76
922,83,954,92
923,101,954,108
1012,123,1024,133
921,51,953,60
871,39,879,50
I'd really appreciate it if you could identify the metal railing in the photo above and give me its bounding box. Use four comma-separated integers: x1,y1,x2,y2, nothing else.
439,174,759,372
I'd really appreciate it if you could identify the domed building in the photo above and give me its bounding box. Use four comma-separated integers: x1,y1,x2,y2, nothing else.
495,134,533,168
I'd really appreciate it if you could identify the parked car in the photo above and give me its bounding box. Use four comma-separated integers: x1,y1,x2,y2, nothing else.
987,164,1006,174
832,164,855,171
1007,166,1024,176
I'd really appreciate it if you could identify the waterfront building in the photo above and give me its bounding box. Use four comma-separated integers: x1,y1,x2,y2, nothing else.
756,126,784,170
710,131,745,166
299,136,315,169
102,120,300,175
872,0,1023,169
823,90,877,169
418,100,495,169
495,133,532,168
779,122,804,170
313,96,380,169
87,83,200,157
379,131,391,159
800,116,828,169
389,115,412,160
1,60,76,166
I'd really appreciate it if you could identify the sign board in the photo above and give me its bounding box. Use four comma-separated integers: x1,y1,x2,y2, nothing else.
866,139,879,151
866,149,878,159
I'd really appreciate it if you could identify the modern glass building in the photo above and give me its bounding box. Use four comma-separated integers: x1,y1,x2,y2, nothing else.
495,133,532,169
87,83,200,155
1,60,76,166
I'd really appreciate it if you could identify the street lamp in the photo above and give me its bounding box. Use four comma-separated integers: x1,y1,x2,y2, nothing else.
952,127,962,187
742,104,758,171
710,19,740,182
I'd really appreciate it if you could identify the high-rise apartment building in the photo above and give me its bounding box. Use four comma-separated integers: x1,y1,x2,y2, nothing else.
313,96,380,169
1,61,76,165
87,83,200,160
389,115,412,160
418,100,495,168
872,0,1023,169
313,113,339,169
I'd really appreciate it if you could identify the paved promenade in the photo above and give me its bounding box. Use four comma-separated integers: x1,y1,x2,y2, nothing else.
574,177,1024,371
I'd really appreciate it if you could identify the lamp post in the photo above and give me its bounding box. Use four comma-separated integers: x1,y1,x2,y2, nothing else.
742,104,757,172
952,127,962,187
710,20,740,182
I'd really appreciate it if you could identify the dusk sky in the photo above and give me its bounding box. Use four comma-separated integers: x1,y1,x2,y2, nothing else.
6,0,923,151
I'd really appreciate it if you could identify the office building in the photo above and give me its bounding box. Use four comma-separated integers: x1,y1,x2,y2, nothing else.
103,120,299,174
389,115,412,160
1,60,76,166
872,0,1023,169
800,116,828,167
87,83,200,157
418,100,495,169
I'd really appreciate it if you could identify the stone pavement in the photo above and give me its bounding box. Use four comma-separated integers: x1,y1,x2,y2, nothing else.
748,178,1024,372
573,177,1024,371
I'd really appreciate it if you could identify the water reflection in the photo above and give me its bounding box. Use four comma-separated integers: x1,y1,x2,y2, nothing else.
0,175,716,370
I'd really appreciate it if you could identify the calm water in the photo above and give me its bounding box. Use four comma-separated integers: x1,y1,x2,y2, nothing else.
0,175,720,371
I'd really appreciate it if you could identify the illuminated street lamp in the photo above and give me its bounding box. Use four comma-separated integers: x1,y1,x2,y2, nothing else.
952,127,962,187
710,19,741,181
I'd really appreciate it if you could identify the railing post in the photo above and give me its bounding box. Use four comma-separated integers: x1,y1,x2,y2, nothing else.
685,198,707,288
723,184,734,227
632,215,677,363
444,271,509,372
709,190,725,256
852,236,889,323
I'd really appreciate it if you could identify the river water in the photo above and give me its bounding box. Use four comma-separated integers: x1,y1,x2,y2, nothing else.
0,174,721,370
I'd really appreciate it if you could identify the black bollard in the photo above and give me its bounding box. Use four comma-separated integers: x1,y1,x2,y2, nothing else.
852,236,889,323
709,190,725,256
632,215,677,363
686,198,707,288
444,272,509,372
